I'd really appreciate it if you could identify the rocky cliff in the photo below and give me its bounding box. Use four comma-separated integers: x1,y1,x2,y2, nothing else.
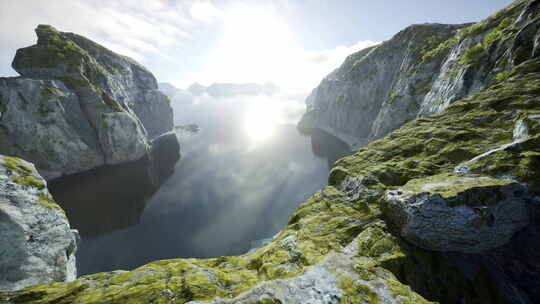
299,0,534,148
0,155,78,291
0,25,174,179
1,1,540,303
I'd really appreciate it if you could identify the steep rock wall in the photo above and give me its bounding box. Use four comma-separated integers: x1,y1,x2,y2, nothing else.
299,0,533,148
0,25,174,179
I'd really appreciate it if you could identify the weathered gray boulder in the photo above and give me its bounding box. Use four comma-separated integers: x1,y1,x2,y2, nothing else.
299,0,538,148
0,25,174,179
0,155,78,291
383,173,531,253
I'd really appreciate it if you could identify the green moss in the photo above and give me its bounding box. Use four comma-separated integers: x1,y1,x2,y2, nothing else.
4,280,89,304
38,193,65,213
339,275,380,304
57,77,88,89
386,92,403,105
13,175,46,189
400,173,513,198
422,8,518,63
3,156,33,175
4,160,41,189
483,17,513,48
100,91,124,112
458,43,485,65
257,298,282,304
448,69,459,79
412,77,433,96
386,279,433,304
496,70,511,82
40,84,65,98
421,36,459,62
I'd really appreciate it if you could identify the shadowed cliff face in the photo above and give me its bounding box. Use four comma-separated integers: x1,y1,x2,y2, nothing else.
299,0,534,148
0,25,174,179
47,131,180,238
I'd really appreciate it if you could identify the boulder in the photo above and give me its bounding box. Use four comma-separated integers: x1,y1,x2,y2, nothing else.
0,155,78,291
383,173,531,253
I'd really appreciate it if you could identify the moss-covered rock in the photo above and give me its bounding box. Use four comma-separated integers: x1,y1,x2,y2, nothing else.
299,0,530,147
1,24,176,179
0,155,78,291
383,174,531,253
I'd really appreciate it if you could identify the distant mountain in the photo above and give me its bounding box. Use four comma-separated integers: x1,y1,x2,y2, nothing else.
158,82,193,104
187,82,206,96
187,82,279,97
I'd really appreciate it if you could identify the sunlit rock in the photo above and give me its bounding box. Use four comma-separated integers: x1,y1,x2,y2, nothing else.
0,25,174,179
0,155,78,291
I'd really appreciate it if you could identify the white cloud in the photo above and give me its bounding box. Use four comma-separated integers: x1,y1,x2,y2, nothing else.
180,3,379,94
0,0,201,72
0,0,379,98
190,1,224,23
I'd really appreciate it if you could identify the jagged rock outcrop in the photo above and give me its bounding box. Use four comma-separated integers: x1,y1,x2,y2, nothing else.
0,155,78,291
0,25,174,179
1,1,540,304
384,174,532,253
299,0,532,147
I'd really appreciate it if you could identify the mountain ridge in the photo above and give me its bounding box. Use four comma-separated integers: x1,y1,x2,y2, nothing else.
299,0,528,148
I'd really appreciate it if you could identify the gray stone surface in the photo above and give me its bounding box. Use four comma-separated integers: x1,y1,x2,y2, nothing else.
299,0,538,148
383,174,532,253
189,233,420,304
0,155,78,291
0,25,174,179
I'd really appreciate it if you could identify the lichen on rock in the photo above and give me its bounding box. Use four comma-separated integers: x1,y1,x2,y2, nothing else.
383,173,531,253
0,24,174,179
298,0,531,148
0,155,78,291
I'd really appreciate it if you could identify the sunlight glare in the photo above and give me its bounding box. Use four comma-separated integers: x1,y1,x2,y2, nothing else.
244,103,280,142
203,5,299,86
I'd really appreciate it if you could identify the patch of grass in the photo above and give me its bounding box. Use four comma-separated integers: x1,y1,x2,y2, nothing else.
458,43,485,65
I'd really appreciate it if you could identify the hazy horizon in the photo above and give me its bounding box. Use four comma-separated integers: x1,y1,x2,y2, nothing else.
1,0,513,94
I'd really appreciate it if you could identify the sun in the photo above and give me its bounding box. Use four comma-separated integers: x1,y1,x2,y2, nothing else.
243,103,279,142
203,5,298,85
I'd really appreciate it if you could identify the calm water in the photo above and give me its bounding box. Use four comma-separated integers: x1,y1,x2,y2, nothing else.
49,97,350,276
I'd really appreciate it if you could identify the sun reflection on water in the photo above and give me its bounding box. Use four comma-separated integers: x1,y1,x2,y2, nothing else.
243,103,280,142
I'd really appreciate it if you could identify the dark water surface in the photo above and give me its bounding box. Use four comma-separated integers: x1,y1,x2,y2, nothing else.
49,98,350,276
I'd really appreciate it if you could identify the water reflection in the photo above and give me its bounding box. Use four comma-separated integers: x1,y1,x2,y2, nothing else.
49,134,180,237
49,157,156,237
52,95,351,276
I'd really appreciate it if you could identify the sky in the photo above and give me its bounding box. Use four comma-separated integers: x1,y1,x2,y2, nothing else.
0,0,513,93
